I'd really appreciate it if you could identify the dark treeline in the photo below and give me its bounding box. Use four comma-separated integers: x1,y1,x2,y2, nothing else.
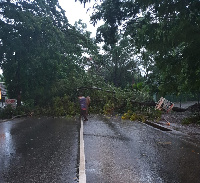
0,0,200,118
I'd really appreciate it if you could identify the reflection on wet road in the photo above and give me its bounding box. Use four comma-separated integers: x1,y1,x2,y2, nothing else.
84,115,200,183
0,117,79,183
1,115,200,183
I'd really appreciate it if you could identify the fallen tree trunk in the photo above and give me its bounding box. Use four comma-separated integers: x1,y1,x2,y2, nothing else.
77,86,115,93
172,107,187,112
130,100,156,107
131,100,188,112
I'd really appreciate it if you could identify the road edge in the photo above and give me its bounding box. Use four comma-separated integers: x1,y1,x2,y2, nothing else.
79,119,86,183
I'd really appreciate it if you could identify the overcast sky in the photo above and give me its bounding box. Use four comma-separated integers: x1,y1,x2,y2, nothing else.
58,0,100,38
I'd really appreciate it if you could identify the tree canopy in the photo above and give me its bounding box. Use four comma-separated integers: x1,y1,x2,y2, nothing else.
1,0,199,111
78,0,200,96
0,0,98,106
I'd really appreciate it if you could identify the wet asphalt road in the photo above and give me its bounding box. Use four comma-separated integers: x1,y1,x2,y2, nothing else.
84,115,200,183
0,117,80,183
1,115,200,183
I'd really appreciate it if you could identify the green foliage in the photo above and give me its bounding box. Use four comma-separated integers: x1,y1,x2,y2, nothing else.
122,107,162,123
122,111,148,123
29,95,78,117
0,0,160,119
4,0,199,118
0,105,31,119
14,105,31,116
33,106,51,116
103,100,114,115
0,105,13,119
1,0,66,103
0,0,98,107
130,113,137,121
133,82,143,91
124,98,133,112
182,114,200,125
85,0,200,98
92,0,123,46
147,109,163,122
121,110,132,120
131,0,200,94
51,95,78,117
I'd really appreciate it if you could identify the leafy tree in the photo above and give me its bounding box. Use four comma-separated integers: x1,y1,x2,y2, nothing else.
0,0,96,106
78,0,200,97
125,0,200,95
103,37,137,88
79,0,138,88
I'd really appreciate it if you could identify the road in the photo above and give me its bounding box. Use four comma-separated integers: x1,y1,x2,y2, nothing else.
0,115,200,183
173,101,198,108
84,115,200,183
0,117,80,183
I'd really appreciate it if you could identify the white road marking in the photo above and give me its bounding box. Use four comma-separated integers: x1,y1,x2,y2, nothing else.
79,119,86,183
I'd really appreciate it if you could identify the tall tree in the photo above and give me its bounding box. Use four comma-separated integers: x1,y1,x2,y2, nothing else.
0,0,96,106
78,0,200,95
125,0,200,95
89,0,137,88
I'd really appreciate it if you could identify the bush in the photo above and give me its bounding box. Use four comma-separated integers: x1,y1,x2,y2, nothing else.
182,114,200,125
121,107,162,122
0,105,13,119
51,95,78,117
0,104,32,119
130,113,137,121
103,101,114,115
121,110,132,120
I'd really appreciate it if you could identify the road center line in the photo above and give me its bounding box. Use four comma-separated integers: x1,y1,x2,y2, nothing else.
79,119,86,183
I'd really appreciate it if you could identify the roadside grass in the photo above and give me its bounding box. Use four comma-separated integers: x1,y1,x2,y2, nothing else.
182,114,200,125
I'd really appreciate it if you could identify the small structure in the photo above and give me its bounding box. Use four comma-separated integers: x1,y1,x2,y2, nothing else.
155,97,174,113
5,99,16,108
0,82,7,108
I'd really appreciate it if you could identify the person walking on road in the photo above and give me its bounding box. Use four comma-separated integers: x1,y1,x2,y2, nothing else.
78,94,88,121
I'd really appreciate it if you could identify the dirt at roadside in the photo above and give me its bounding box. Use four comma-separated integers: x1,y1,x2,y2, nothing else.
157,110,200,145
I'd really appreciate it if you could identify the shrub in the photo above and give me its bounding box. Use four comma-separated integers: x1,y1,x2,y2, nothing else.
103,101,114,115
182,114,200,125
130,113,137,121
0,105,13,119
51,95,78,117
0,104,32,119
121,107,162,122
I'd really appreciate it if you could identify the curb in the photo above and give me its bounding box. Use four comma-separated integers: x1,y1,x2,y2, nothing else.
145,121,172,131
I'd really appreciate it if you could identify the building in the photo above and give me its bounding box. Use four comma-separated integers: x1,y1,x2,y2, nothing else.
0,82,7,107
